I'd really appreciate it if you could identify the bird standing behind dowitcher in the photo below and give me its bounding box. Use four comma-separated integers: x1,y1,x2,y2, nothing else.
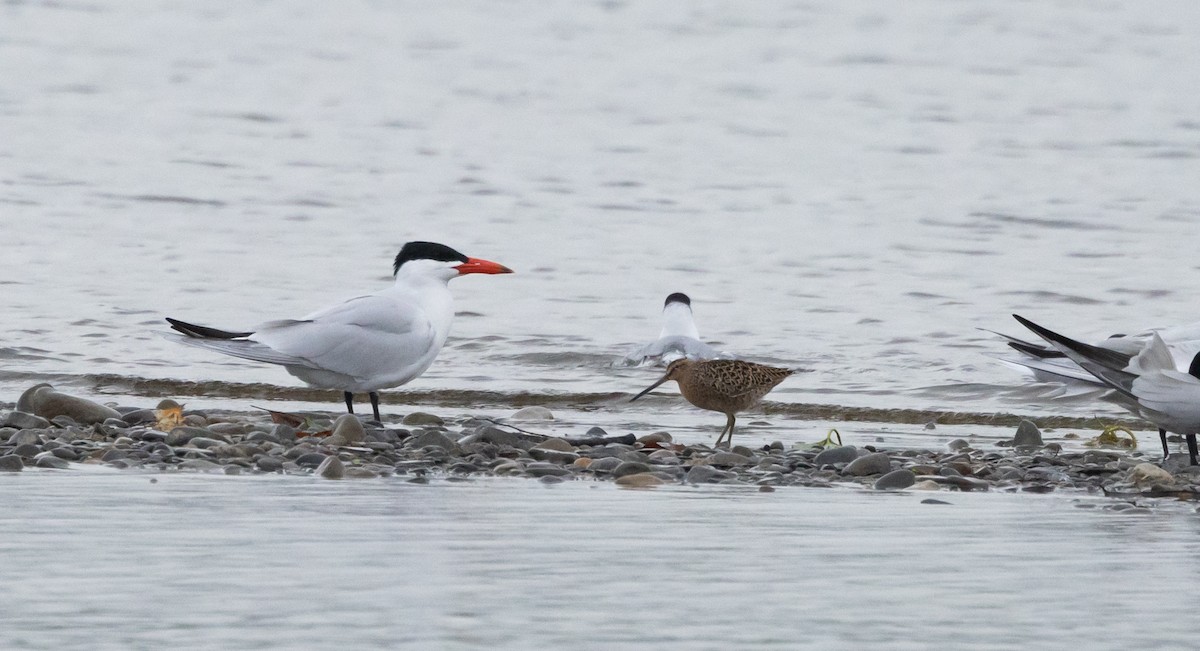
631,358,794,448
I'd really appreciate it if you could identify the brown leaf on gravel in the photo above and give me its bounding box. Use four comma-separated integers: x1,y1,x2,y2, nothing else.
253,405,305,428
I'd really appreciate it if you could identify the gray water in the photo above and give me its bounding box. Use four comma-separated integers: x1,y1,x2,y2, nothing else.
3,471,1199,651
4,1,1200,647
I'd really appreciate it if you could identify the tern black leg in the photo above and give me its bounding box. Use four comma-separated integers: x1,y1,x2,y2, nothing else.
1160,428,1169,460
1188,434,1198,466
369,392,381,422
344,391,355,414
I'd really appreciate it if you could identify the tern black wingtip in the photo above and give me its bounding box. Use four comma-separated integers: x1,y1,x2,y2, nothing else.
1013,314,1132,371
166,317,253,340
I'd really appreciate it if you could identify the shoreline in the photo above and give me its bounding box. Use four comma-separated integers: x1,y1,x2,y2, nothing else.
2,385,1197,503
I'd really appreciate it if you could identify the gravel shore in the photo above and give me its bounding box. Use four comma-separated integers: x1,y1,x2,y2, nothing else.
3,383,1199,504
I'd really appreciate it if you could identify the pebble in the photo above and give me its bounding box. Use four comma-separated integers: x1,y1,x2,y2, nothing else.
703,451,754,468
615,473,665,488
509,406,554,421
402,412,444,427
2,411,51,430
317,456,345,479
1013,420,1044,448
0,455,24,471
814,445,858,465
0,383,1195,505
874,468,916,490
1129,463,1173,486
843,452,892,476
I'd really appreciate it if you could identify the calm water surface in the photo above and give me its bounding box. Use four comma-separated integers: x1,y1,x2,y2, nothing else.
4,2,1200,647
2,472,1199,651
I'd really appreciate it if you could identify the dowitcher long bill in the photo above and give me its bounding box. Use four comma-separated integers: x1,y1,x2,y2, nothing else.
631,358,793,448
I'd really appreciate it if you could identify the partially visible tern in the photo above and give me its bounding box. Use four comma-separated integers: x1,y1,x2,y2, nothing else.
624,292,731,365
1013,314,1200,465
165,241,513,422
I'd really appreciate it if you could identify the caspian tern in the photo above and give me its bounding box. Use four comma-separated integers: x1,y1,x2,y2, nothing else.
623,293,730,365
165,241,513,422
1013,314,1200,465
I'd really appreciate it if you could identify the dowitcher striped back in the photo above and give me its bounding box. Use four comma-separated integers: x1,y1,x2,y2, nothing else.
631,358,794,448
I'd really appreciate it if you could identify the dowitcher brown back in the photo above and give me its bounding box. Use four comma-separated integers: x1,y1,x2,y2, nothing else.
631,358,793,448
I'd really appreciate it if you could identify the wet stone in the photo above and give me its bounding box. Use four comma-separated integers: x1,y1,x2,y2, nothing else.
294,453,328,469
843,452,892,476
317,456,345,480
8,430,42,446
405,431,459,453
20,385,122,425
583,457,621,473
0,454,25,471
35,455,70,469
528,448,579,464
179,459,221,472
2,411,50,430
814,445,858,466
525,462,572,478
509,406,554,421
402,412,444,427
874,469,917,490
12,443,41,459
165,427,214,446
946,438,970,451
616,473,665,488
686,465,730,484
1013,420,1043,448
704,452,753,468
612,461,653,478
120,409,156,425
325,414,367,446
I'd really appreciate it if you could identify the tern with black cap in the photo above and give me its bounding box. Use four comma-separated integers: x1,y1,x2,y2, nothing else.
165,241,513,422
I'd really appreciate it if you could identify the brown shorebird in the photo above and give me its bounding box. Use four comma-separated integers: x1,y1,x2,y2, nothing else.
631,358,794,448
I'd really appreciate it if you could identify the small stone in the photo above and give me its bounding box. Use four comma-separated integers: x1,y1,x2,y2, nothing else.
572,457,592,469
874,469,916,490
533,438,574,452
813,445,858,465
1013,420,1043,448
12,443,41,459
843,452,892,476
612,461,653,478
528,448,579,464
324,414,367,446
255,456,284,472
294,452,329,469
946,438,970,451
759,485,776,492
911,480,941,491
36,455,70,469
924,421,937,430
586,457,623,474
187,437,226,449
730,445,756,458
524,462,572,478
405,430,459,452
584,426,609,437
1129,463,1173,486
2,411,51,430
703,451,754,468
509,406,554,421
8,430,41,446
179,459,221,472
165,426,214,446
615,473,664,488
685,465,729,484
317,456,345,479
401,412,444,427
921,498,951,505
344,467,378,479
0,455,24,471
